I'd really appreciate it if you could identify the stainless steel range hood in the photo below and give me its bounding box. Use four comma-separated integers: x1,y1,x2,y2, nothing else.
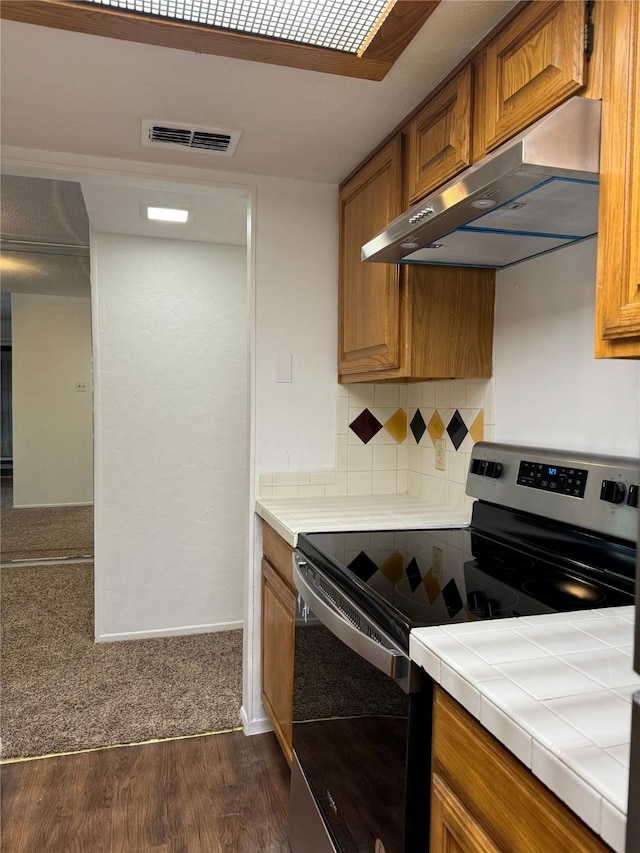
362,97,601,269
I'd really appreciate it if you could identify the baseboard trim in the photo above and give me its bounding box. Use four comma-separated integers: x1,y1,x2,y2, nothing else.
240,705,273,736
12,501,94,509
95,620,243,642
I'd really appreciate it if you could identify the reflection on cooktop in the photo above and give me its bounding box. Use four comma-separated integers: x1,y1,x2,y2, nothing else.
304,526,634,630
522,575,607,607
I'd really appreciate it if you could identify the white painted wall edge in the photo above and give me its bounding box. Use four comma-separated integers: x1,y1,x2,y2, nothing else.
240,705,273,737
95,620,243,643
242,187,266,733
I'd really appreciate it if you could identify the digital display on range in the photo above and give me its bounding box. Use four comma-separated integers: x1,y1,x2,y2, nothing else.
517,460,588,498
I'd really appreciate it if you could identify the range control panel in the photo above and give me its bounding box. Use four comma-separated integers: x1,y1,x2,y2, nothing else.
467,442,638,544
516,461,588,499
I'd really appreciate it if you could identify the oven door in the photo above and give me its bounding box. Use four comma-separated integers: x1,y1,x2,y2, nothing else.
288,553,431,853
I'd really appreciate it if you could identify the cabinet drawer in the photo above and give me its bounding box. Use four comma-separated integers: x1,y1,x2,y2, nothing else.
483,0,586,152
262,522,294,589
406,64,473,205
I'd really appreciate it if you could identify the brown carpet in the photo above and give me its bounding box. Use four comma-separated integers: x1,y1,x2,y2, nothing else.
1,484,94,562
0,563,243,759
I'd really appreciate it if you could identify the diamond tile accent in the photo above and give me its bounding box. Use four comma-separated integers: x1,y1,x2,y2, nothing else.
423,569,442,604
347,551,379,582
380,552,404,584
384,408,407,443
469,410,484,444
442,578,464,618
447,409,468,451
410,409,426,444
406,557,422,592
349,408,383,444
427,410,445,445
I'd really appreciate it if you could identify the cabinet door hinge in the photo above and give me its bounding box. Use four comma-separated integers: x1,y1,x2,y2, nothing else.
585,0,595,61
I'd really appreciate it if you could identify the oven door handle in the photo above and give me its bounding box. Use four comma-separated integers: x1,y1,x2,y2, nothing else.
292,555,409,683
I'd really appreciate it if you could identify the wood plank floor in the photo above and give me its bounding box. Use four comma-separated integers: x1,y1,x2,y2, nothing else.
1,730,291,853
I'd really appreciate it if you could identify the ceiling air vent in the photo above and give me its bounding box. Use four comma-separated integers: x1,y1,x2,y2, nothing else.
141,119,242,156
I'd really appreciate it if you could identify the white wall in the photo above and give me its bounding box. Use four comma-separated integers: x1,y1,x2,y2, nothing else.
494,238,640,458
11,292,93,507
254,177,338,474
92,234,248,640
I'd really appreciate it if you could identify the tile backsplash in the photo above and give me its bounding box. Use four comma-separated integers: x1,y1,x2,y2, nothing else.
259,378,495,512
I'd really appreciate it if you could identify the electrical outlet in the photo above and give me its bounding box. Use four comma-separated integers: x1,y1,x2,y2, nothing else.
435,438,446,471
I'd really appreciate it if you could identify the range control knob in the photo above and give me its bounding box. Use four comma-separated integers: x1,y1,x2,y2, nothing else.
470,459,503,478
600,479,626,504
628,485,639,508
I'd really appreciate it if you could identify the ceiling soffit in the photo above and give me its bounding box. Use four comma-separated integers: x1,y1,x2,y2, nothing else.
0,0,440,80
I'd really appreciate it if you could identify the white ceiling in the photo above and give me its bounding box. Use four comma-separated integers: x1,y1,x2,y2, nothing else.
0,1,518,184
1,0,518,264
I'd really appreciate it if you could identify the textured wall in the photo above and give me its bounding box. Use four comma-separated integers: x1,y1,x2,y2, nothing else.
254,177,338,474
92,234,247,640
11,292,93,507
494,238,640,458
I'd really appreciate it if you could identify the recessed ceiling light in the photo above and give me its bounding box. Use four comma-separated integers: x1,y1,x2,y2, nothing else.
82,0,391,54
146,206,189,223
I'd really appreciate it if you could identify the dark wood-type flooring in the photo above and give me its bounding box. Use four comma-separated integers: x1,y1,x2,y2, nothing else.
1,730,291,853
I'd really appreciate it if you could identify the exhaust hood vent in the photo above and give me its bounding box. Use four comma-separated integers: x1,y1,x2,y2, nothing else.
141,119,242,156
362,97,602,270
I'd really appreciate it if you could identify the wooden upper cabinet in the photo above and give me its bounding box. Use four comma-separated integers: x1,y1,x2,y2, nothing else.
482,0,587,153
339,136,404,378
595,0,640,358
339,137,495,384
406,64,473,205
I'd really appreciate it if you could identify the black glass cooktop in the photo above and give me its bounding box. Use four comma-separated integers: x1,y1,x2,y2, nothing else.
296,505,635,649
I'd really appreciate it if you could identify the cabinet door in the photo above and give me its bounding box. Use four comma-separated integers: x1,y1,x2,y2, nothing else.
406,64,473,205
595,0,640,358
431,773,503,853
339,136,404,379
261,558,295,765
483,1,586,152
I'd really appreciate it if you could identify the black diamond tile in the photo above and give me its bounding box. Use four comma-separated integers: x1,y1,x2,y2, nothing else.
447,409,468,451
442,578,464,619
410,408,426,444
406,557,422,592
349,408,383,444
347,551,379,582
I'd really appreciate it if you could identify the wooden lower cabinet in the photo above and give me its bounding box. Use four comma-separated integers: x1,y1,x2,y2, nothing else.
431,773,502,853
261,523,295,765
431,687,612,853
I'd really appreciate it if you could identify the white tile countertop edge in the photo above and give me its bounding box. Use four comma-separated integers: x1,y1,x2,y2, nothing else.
255,494,470,546
410,607,639,853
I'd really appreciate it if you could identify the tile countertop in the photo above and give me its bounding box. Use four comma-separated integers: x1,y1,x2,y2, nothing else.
410,607,640,853
255,494,470,547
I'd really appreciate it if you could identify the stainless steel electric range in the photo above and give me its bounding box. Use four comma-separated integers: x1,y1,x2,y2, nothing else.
287,442,638,853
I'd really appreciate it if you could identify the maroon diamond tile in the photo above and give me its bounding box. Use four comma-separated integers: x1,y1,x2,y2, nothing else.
349,408,383,444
